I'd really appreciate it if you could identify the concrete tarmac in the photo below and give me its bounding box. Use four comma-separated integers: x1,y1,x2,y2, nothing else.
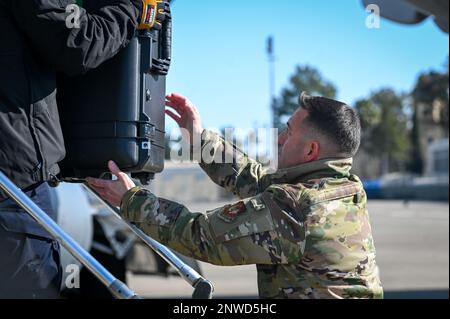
127,200,449,299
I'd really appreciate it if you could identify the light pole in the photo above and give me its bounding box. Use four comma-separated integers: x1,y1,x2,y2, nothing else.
267,36,276,128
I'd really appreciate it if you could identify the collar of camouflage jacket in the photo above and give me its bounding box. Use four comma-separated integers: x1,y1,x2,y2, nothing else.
269,158,354,184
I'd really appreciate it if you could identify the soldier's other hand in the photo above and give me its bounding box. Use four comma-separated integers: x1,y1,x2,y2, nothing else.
165,93,203,145
86,161,136,207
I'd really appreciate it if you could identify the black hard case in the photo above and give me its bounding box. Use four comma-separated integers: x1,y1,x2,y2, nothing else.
57,2,171,183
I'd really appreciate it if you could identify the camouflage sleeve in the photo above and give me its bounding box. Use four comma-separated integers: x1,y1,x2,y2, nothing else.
198,130,272,199
120,186,306,266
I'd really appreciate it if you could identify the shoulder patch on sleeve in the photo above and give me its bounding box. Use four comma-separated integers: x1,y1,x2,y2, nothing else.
218,201,247,223
209,197,276,243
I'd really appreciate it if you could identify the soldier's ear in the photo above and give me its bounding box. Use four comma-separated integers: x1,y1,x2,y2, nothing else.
306,141,320,161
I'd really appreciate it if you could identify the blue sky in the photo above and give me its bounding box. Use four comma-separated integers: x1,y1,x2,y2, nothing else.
166,0,449,132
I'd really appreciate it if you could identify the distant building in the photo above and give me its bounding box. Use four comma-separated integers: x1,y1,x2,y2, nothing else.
425,138,449,177
417,100,449,176
364,139,449,201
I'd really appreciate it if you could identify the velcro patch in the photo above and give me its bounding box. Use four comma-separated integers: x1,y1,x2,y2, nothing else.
250,197,266,211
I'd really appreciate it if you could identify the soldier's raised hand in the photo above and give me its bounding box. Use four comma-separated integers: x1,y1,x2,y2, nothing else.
165,93,203,145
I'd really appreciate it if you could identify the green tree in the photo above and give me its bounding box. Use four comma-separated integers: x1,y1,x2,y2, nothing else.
272,65,337,128
409,103,424,174
412,59,449,129
355,89,410,174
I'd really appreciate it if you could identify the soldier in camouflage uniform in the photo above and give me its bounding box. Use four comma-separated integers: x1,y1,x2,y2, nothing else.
88,92,383,299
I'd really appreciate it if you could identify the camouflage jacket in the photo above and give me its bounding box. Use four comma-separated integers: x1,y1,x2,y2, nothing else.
120,130,384,299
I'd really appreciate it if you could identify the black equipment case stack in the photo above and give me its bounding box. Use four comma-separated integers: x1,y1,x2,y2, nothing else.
57,0,171,184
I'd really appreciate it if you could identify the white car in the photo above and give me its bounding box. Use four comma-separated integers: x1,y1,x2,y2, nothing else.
53,182,201,298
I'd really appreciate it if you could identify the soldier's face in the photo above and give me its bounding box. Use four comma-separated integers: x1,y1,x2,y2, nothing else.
277,107,320,169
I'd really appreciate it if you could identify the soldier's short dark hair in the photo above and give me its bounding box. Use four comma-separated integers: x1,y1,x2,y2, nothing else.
299,92,361,156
